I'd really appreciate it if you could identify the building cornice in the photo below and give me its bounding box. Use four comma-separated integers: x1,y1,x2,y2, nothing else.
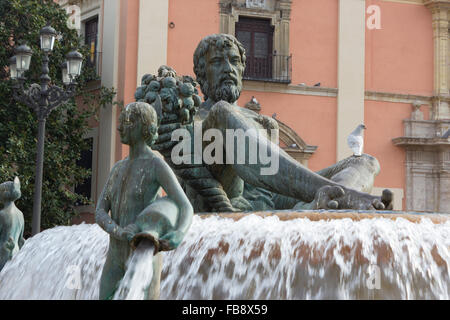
392,136,450,147
243,81,437,104
424,0,450,9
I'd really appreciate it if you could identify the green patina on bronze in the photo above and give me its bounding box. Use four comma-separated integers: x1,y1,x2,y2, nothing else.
136,34,393,213
95,102,193,300
0,177,25,272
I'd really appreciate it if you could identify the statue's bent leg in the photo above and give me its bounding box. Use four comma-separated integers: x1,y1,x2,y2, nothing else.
204,101,386,210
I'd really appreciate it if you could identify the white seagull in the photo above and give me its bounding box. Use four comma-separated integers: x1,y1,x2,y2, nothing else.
347,124,366,156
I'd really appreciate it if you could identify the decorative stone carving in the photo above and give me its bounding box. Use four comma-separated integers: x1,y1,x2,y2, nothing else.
411,101,425,120
275,119,317,167
246,0,266,9
393,114,450,212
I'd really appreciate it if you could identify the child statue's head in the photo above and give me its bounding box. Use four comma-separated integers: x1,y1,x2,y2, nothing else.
118,102,159,146
0,177,21,204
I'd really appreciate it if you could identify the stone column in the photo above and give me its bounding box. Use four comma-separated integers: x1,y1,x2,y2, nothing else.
97,0,121,200
438,149,450,212
337,0,366,160
425,0,450,119
136,0,169,83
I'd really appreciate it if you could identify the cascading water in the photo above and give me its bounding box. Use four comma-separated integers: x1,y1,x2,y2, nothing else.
113,240,155,300
0,214,448,300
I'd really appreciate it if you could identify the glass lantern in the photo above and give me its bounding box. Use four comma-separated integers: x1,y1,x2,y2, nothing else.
9,56,17,80
14,44,32,73
40,25,57,52
61,61,70,85
66,50,83,78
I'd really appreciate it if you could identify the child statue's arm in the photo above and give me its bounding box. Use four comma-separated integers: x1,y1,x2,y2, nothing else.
18,224,25,249
95,167,130,241
155,158,193,249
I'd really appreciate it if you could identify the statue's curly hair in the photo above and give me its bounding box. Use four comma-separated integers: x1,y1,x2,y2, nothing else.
193,34,246,100
121,102,159,146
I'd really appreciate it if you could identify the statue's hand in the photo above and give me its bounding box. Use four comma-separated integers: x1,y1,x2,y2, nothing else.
4,237,15,251
312,185,385,210
119,224,140,242
158,230,185,251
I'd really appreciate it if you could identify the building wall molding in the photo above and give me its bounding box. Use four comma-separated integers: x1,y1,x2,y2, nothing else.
244,81,439,105
364,91,433,104
243,80,338,97
382,0,424,5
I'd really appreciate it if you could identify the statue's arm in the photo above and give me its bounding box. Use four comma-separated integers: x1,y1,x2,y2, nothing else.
95,165,127,241
18,221,25,249
155,158,193,241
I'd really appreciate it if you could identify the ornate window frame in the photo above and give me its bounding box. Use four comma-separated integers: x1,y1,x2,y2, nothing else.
219,0,292,64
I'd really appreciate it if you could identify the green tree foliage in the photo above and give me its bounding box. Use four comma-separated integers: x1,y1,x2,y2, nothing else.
0,0,116,236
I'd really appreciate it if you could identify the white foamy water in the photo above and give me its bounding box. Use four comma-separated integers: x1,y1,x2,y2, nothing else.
113,241,155,300
0,214,448,300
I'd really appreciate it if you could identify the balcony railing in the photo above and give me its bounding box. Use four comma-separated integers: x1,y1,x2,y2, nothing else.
243,53,292,83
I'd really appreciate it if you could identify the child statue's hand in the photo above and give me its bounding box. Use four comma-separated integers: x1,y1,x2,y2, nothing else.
4,237,15,251
159,230,185,251
120,224,140,242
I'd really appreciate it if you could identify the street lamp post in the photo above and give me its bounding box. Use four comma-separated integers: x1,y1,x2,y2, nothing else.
9,25,83,236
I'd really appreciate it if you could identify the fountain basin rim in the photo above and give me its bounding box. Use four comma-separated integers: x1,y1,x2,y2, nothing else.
195,210,450,224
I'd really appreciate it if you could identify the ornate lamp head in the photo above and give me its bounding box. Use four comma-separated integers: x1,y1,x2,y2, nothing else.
14,43,32,73
40,25,57,52
66,50,83,79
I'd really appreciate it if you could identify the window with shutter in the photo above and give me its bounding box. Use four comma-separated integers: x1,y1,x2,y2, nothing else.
84,16,98,70
235,17,273,80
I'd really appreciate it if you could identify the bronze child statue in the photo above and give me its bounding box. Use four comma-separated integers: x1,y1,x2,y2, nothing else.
95,102,193,300
0,177,25,272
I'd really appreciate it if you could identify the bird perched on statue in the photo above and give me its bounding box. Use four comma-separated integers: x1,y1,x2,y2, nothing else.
347,124,366,156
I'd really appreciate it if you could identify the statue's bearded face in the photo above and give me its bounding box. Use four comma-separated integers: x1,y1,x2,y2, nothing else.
204,44,244,104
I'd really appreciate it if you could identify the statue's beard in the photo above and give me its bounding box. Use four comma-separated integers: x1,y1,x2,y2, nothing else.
204,81,242,104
